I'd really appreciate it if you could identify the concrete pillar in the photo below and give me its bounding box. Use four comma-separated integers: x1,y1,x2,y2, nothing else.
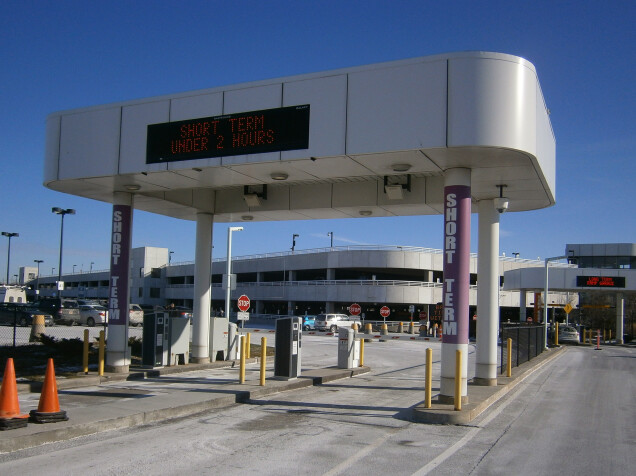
425,270,434,282
616,293,624,344
519,290,527,321
191,212,213,363
474,199,499,386
106,192,133,373
440,168,471,402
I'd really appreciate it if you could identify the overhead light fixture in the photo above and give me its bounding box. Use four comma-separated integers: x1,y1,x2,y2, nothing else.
241,215,254,221
359,210,372,216
391,163,411,172
270,172,288,181
124,184,140,191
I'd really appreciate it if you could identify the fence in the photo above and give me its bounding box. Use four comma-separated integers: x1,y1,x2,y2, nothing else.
500,324,545,374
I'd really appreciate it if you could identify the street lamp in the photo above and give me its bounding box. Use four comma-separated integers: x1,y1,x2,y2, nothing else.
224,227,243,321
52,207,75,285
34,259,43,297
73,264,77,274
328,231,333,248
169,251,174,265
543,253,573,348
291,234,299,253
1,232,19,285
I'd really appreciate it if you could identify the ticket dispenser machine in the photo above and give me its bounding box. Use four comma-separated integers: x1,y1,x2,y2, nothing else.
275,317,302,380
338,327,360,369
209,317,229,362
142,312,169,367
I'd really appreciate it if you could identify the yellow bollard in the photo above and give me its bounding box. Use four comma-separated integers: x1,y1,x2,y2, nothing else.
603,328,606,343
409,321,414,334
506,338,512,377
555,325,559,346
359,338,364,367
98,330,105,376
398,322,403,333
260,337,267,386
425,348,432,408
246,332,251,359
454,350,462,411
239,336,246,384
83,329,89,374
609,329,612,342
364,323,373,343
351,322,358,331
381,323,388,335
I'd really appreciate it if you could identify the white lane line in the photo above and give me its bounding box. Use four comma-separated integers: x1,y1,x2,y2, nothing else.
322,427,400,476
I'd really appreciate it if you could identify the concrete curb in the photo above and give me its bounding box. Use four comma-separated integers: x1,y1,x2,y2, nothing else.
411,346,567,424
2,364,370,454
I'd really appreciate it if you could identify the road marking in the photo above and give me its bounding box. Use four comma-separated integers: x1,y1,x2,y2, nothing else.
322,427,400,476
411,349,567,475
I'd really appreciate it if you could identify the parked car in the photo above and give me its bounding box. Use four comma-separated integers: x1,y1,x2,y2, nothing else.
36,298,80,325
302,315,316,331
314,313,361,332
0,303,53,327
79,304,108,326
129,304,144,326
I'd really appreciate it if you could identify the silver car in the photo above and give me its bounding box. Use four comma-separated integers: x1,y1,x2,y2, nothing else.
129,304,144,326
314,313,361,332
79,304,109,327
558,325,580,344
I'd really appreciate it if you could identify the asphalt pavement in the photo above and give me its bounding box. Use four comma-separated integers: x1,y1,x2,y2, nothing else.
1,338,568,454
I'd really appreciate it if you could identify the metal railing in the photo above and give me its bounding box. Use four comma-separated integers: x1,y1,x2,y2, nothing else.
500,324,545,374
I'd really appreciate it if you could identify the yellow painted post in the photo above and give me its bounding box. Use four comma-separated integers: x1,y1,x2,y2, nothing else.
239,336,246,383
603,328,606,343
246,332,251,359
555,325,559,346
359,338,364,367
83,329,89,374
506,338,512,377
260,337,267,386
454,350,462,411
98,330,105,376
398,322,403,333
409,321,414,334
351,323,358,331
381,323,388,335
425,348,432,408
609,329,612,342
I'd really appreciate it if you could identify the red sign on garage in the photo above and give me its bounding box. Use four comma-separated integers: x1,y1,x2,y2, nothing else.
380,306,390,318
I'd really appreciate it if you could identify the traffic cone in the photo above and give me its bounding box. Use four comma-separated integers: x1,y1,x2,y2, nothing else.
0,358,29,430
29,358,68,424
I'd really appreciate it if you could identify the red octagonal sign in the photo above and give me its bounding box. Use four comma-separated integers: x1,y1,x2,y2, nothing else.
349,303,361,316
380,306,390,318
237,295,250,312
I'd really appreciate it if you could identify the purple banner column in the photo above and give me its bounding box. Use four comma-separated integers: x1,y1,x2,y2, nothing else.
108,204,131,326
442,185,471,345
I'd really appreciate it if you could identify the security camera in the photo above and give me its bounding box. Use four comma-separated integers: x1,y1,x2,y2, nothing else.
494,197,509,214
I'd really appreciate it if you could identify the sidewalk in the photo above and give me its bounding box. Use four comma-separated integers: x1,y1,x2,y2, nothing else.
1,359,368,454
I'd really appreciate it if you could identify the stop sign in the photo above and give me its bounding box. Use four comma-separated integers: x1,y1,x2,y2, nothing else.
237,295,250,312
380,306,390,318
349,303,361,316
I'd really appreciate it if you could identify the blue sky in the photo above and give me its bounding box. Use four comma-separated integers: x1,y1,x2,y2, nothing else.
1,0,634,281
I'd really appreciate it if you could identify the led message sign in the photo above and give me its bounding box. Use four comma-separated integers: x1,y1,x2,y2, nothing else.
576,276,626,288
146,105,310,164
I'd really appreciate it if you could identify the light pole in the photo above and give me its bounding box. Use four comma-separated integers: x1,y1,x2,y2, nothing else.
543,254,570,348
169,251,174,265
2,232,19,285
328,231,333,248
34,259,43,297
90,262,94,272
52,207,75,286
224,227,243,321
291,234,299,253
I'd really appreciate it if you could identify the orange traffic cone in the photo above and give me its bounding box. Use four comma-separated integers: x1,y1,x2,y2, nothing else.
0,358,28,430
29,358,68,424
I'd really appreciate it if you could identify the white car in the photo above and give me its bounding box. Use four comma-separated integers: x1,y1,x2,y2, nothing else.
129,304,144,326
558,325,580,344
79,304,108,327
314,313,361,332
